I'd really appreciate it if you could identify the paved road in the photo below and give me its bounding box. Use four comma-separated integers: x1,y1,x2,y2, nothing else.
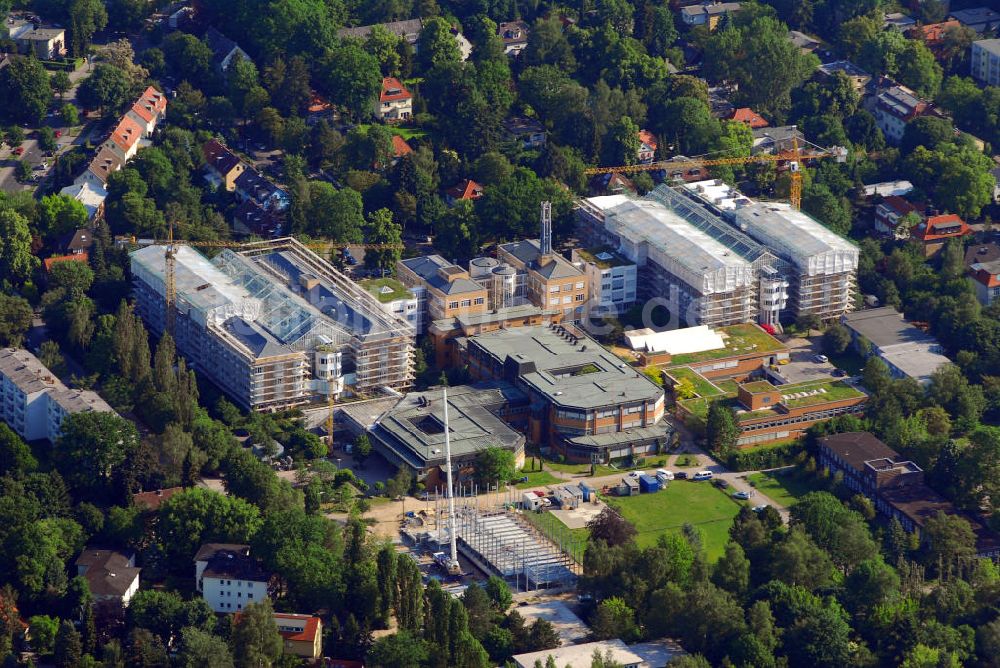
0,55,99,193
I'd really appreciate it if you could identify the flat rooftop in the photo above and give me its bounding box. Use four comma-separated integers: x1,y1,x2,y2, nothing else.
359,277,412,304
842,306,939,349
575,245,634,269
514,600,590,645
468,325,663,410
369,383,526,470
0,348,113,415
513,640,643,668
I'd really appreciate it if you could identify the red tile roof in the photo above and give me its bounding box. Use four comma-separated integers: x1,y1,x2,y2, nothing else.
972,267,1000,288
132,487,183,511
44,253,88,272
109,115,143,152
380,77,412,103
391,135,413,158
638,129,658,151
878,196,918,220
729,107,769,129
445,178,483,201
913,214,970,242
273,613,321,644
130,101,155,124
139,85,167,114
915,20,960,44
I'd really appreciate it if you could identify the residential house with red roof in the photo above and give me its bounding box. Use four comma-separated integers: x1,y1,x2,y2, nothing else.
132,487,183,512
103,115,144,163
391,135,413,162
273,613,323,659
377,77,412,122
874,195,921,238
126,86,167,136
873,84,934,145
912,20,961,57
637,130,658,164
445,178,484,205
911,213,971,257
729,107,769,129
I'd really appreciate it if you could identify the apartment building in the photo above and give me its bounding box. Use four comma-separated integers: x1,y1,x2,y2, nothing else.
464,324,671,463
0,348,114,443
571,246,637,315
131,239,414,410
841,307,950,384
872,84,932,145
194,544,270,613
377,77,412,122
360,278,423,334
397,254,489,323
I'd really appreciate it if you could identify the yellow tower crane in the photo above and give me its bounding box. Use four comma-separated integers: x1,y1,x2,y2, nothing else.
585,133,849,210
122,223,405,447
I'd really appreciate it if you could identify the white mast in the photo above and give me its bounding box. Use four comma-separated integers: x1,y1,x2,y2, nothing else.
443,387,461,574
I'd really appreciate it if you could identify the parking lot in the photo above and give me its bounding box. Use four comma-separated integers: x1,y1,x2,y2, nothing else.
769,337,844,384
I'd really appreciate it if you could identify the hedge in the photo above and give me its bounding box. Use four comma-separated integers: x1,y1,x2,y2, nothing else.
726,440,804,472
40,58,81,72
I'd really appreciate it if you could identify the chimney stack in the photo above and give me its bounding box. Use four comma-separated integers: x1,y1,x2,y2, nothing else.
539,200,552,260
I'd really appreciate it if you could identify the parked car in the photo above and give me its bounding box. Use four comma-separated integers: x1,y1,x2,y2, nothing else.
54,130,62,138
628,471,647,479
752,504,770,513
713,478,729,489
814,354,829,363
733,490,753,500
832,368,847,377
656,469,674,481
674,471,688,480
692,470,714,481
12,147,23,156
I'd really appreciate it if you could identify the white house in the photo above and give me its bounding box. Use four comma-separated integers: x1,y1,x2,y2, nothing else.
0,348,114,443
126,86,168,136
195,543,270,613
377,77,412,122
361,279,424,334
873,85,931,145
972,39,1000,86
75,548,140,607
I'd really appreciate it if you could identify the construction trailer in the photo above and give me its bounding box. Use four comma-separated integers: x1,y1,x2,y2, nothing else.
618,476,640,496
639,474,661,493
553,485,582,509
130,238,415,411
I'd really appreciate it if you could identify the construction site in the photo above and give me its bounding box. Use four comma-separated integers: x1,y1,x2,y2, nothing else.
577,181,858,327
130,237,415,411
408,483,582,593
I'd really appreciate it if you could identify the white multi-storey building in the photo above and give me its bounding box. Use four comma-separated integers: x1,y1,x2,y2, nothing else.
194,544,270,614
0,348,114,443
571,247,637,315
972,39,1000,86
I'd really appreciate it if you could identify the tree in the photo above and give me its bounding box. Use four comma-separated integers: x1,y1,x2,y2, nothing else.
51,70,72,100
601,116,641,167
591,597,638,641
301,182,365,241
802,183,851,236
158,488,262,563
354,433,373,466
29,615,59,655
176,627,234,668
711,542,750,597
898,40,943,99
0,56,53,124
77,64,134,114
924,511,976,575
39,193,89,240
901,116,955,155
706,401,739,456
586,507,637,546
474,447,516,486
320,41,381,119
770,527,834,590
417,17,461,72
484,575,512,611
54,620,82,668
48,260,94,297
365,208,402,272
0,209,38,284
367,630,429,668
231,600,282,668
782,600,853,668
0,295,32,347
56,412,139,503
162,33,212,85
823,323,852,356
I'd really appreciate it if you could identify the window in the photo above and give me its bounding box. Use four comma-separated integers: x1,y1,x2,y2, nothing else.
549,298,560,305
575,282,584,289
549,285,559,293
474,297,485,305
562,296,571,304
460,299,471,307
248,593,253,599
448,301,459,309
575,294,585,302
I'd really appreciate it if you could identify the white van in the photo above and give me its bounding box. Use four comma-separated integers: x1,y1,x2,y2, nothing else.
656,469,674,481
692,470,714,481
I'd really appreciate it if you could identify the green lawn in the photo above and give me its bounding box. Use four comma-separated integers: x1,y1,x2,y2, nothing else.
667,366,723,398
674,454,701,468
515,471,563,489
356,124,429,140
746,470,815,507
668,323,784,366
715,379,739,394
605,482,743,561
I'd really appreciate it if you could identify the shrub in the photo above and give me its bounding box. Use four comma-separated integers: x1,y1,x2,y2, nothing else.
726,440,804,471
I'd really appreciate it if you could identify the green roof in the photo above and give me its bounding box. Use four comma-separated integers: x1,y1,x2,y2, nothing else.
575,246,633,269
360,277,411,303
741,381,776,393
667,323,785,367
679,378,866,421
